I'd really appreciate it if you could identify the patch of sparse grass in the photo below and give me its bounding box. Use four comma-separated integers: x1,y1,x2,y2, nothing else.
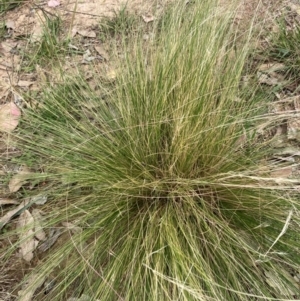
3,1,300,301
0,21,6,40
22,12,69,71
0,0,24,16
266,17,300,84
269,20,300,63
99,5,138,41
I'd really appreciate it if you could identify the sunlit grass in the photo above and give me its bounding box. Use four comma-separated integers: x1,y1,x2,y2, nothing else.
4,1,300,300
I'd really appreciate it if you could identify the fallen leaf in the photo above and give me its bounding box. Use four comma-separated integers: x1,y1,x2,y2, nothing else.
0,102,21,133
17,80,34,88
9,165,31,193
0,198,19,206
78,30,96,38
94,45,109,61
48,0,60,7
18,273,46,301
142,14,155,23
18,210,38,262
5,20,15,30
32,209,46,241
0,199,30,229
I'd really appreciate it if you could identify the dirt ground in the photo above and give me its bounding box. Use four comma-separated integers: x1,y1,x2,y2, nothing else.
0,0,293,103
2,0,300,300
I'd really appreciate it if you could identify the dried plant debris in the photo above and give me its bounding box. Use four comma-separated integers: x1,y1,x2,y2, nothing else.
0,102,21,133
0,199,30,230
38,228,63,252
31,209,46,242
0,196,46,230
17,210,38,262
8,165,32,193
0,198,18,205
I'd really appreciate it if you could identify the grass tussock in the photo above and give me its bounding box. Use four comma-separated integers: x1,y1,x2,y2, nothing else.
4,1,300,300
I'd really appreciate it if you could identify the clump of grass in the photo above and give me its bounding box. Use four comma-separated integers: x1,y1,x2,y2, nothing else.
4,1,300,300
